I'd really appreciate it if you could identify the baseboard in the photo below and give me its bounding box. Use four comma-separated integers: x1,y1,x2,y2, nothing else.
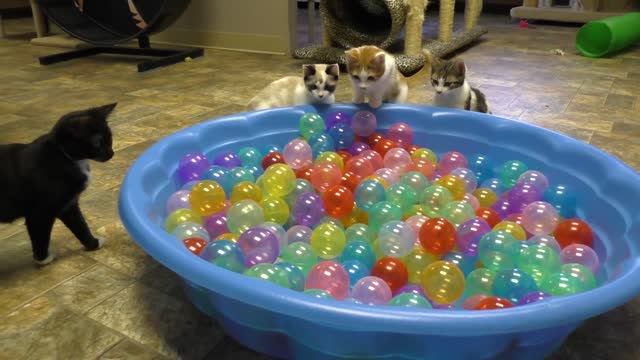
151,28,290,55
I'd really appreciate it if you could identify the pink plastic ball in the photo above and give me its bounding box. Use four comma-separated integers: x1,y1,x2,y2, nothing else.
383,148,413,173
166,190,191,214
386,122,414,147
283,139,313,170
438,152,468,175
517,170,550,192
310,162,343,193
374,168,401,185
351,276,393,305
305,260,350,300
351,111,378,137
463,193,480,210
345,156,375,178
521,201,559,235
405,215,429,239
561,244,600,273
360,150,384,170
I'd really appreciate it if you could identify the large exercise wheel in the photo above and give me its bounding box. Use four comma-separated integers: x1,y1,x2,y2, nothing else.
35,0,203,72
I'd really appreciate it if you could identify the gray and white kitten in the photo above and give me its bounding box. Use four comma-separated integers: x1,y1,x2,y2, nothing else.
430,58,491,114
248,64,339,110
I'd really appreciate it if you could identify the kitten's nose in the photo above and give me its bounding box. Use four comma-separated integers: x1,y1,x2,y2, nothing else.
436,90,442,94
318,94,324,98
359,84,367,89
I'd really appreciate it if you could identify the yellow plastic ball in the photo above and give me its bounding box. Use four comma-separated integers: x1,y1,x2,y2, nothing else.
472,188,498,208
403,247,438,284
411,148,438,164
262,164,296,197
189,180,226,216
260,196,290,225
435,175,466,201
215,233,238,242
493,221,527,241
363,175,388,188
404,204,429,219
165,208,202,232
421,260,466,304
340,206,368,228
316,152,344,170
230,181,263,203
310,223,346,259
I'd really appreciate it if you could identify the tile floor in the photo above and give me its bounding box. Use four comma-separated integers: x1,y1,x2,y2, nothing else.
0,8,639,360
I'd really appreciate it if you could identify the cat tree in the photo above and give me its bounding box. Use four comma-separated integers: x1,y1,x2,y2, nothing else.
294,0,487,76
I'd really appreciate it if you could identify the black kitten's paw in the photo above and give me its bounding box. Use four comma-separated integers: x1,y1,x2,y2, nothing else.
84,237,104,251
34,253,56,266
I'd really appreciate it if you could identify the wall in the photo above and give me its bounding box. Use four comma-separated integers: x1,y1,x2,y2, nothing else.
152,0,297,55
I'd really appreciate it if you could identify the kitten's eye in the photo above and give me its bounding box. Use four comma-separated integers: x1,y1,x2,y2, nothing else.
351,75,359,81
444,82,452,87
431,79,437,85
309,84,317,90
367,76,375,81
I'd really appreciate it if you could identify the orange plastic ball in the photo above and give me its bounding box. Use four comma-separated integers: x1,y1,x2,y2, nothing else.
366,133,385,147
323,185,355,218
475,207,502,228
374,139,398,157
473,296,514,310
419,217,457,255
554,219,594,248
371,257,409,293
296,164,314,182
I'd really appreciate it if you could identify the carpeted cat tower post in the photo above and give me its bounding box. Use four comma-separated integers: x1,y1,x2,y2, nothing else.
294,0,487,76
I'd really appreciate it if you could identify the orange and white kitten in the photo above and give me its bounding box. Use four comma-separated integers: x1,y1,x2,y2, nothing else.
345,46,408,109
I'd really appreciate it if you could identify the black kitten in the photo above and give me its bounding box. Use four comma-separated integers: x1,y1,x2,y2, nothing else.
0,103,117,265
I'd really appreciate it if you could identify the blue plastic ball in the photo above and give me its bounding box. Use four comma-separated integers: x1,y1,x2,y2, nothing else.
342,260,370,288
328,123,355,150
491,268,539,304
543,184,576,218
275,262,306,291
340,240,376,269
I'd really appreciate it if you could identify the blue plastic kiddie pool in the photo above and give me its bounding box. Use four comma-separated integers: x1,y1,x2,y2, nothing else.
119,104,640,360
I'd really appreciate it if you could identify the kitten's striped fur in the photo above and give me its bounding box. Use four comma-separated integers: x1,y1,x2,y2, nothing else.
430,58,491,114
248,64,339,110
345,46,408,109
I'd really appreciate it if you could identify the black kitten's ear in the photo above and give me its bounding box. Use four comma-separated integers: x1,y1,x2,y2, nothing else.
95,103,117,118
453,59,466,76
326,64,340,78
302,64,316,78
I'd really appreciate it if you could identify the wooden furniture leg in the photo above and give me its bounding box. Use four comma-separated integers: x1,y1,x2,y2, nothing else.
29,0,47,37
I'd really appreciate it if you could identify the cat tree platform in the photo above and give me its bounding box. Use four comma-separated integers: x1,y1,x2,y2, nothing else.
510,6,625,23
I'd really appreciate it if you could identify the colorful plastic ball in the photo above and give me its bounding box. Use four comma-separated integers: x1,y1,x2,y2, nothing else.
226,200,265,235
412,148,438,164
438,152,468,176
310,223,346,259
526,234,561,253
377,220,416,257
473,297,514,310
276,262,305,291
260,196,289,226
543,184,576,219
385,122,414,146
402,247,437,284
165,208,202,232
360,149,384,170
472,188,498,208
326,111,351,129
244,165,263,179
322,185,354,218
404,144,421,155
203,213,228,239
351,111,377,137
419,217,457,255
181,181,199,191
562,263,597,289
475,207,502,228
503,213,529,237
305,260,350,300
189,180,226,217
176,152,210,185
517,170,549,192
560,244,600,273
340,240,376,269
238,147,263,167
491,268,539,304
213,151,241,169
374,139,398,158
405,215,428,238
283,139,313,170
237,226,280,267
230,181,262,203
521,201,559,236
281,242,318,274
440,201,475,225
491,197,513,219
450,168,478,193
463,193,480,210
463,294,491,310
493,221,527,241
389,293,432,307
516,243,561,286
344,157,375,182
374,167,401,186
396,284,427,299
383,148,413,173
215,233,238,243
421,260,465,304
349,141,371,156
316,152,344,170
540,271,588,296
456,218,492,257
481,178,504,195
382,184,416,214
371,257,409,293
518,291,551,305
351,276,393,305
328,123,355,150
293,192,325,228
202,165,228,185
309,162,342,193
304,289,333,299
399,171,430,195
286,225,313,244
368,201,403,232
260,163,296,197
500,160,528,189
299,113,326,139
316,216,345,231
284,178,314,208
336,150,352,166
262,144,281,154
420,185,454,218
245,263,290,288
442,251,476,275
224,167,255,194
468,154,493,183
261,151,286,170
554,219,594,249
464,268,496,298
478,231,517,271
435,175,466,201
166,190,191,215
260,222,288,251
183,238,208,256
309,133,336,156
412,158,437,179
508,182,542,212
200,240,246,273
343,260,370,288
345,223,375,243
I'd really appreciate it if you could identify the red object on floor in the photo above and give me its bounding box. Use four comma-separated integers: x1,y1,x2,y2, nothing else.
519,19,529,29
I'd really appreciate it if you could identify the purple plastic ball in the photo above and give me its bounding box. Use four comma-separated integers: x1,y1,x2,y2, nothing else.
518,291,551,305
237,227,280,267
351,111,377,137
351,276,392,305
213,151,242,169
349,141,371,156
166,190,191,215
492,197,513,219
293,192,326,228
326,111,352,129
286,225,313,244
517,170,550,192
203,213,229,239
396,284,427,299
176,153,210,185
456,217,492,257
508,182,542,211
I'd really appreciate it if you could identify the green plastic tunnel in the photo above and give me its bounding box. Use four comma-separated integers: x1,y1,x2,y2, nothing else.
576,12,640,58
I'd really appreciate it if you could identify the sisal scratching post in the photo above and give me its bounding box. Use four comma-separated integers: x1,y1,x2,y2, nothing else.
523,0,538,6
404,0,429,55
464,0,483,30
439,0,455,42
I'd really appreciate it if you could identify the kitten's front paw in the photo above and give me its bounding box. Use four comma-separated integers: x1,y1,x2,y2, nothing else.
369,99,383,109
84,237,104,251
353,95,366,104
34,253,56,266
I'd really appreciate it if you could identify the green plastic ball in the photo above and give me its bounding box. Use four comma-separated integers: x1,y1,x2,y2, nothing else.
386,183,417,213
345,223,375,243
368,201,403,232
281,242,318,274
389,293,432,307
440,200,475,225
299,113,325,140
499,160,528,189
420,185,453,218
244,263,290,288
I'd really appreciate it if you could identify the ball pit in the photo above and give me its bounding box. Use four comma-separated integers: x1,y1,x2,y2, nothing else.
120,104,640,360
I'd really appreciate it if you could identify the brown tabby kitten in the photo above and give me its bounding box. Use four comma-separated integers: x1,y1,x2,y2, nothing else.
430,57,491,114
